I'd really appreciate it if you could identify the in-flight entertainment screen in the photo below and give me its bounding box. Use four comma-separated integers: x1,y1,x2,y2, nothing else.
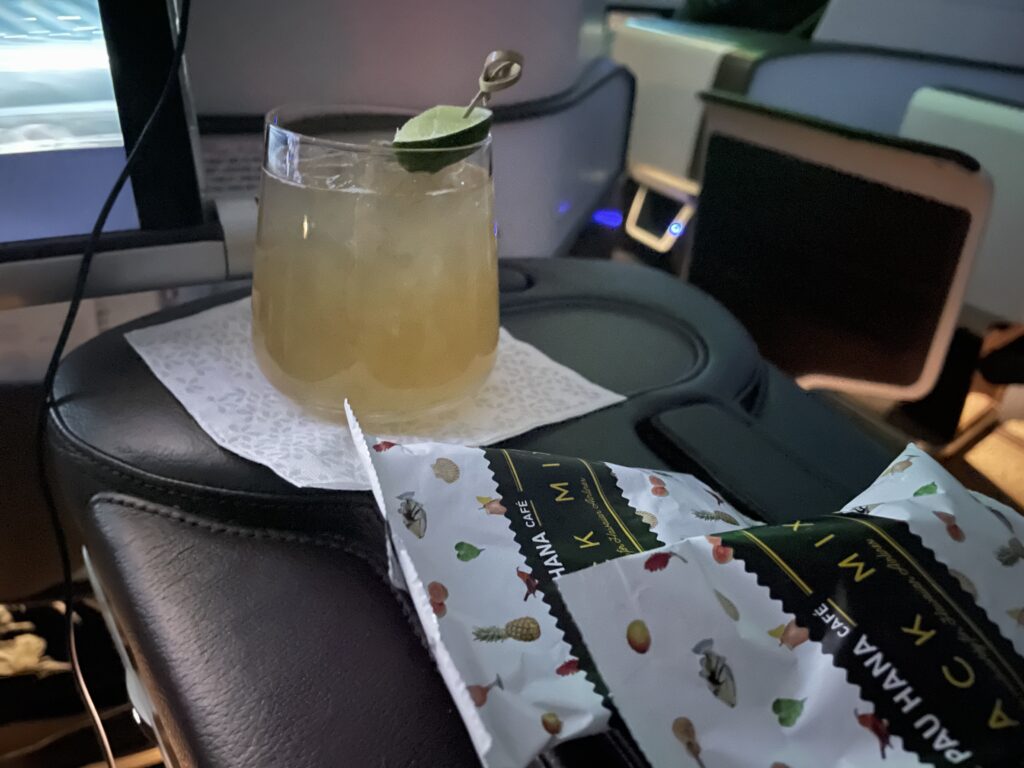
0,0,139,242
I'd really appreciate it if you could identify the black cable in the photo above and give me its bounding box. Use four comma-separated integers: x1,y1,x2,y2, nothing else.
34,1,193,765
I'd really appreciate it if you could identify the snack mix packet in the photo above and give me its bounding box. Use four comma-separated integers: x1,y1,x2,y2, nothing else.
558,444,1023,768
350,414,1022,768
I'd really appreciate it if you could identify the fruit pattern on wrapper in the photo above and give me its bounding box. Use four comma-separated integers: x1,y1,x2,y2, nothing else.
368,437,761,764
557,445,1023,768
432,457,753,737
560,532,917,768
373,441,612,764
610,466,759,548
841,445,1024,658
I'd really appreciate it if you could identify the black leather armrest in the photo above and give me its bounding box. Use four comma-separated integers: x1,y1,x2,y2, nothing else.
82,493,480,768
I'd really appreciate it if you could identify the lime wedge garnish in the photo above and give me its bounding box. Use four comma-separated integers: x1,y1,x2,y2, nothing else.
394,105,492,147
393,105,492,173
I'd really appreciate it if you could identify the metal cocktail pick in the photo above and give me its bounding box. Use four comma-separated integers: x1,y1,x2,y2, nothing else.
464,50,524,118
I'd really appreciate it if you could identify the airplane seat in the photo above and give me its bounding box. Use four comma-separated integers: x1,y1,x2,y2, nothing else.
614,0,1024,239
812,0,1024,70
898,87,1024,420
683,91,991,402
614,0,1020,424
899,88,1024,328
750,0,1024,133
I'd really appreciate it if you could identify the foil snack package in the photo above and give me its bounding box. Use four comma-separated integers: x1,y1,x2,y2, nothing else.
557,444,1024,768
349,415,758,767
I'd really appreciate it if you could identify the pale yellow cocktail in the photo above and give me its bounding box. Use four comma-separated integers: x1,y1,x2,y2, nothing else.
252,114,498,424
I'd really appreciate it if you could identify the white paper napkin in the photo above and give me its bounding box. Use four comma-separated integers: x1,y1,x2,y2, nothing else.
125,298,625,490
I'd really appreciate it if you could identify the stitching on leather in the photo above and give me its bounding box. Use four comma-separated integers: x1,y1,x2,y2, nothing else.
93,494,384,572
92,494,433,653
56,431,433,648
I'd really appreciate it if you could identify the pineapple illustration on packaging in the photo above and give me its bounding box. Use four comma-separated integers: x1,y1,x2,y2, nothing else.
473,616,541,643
